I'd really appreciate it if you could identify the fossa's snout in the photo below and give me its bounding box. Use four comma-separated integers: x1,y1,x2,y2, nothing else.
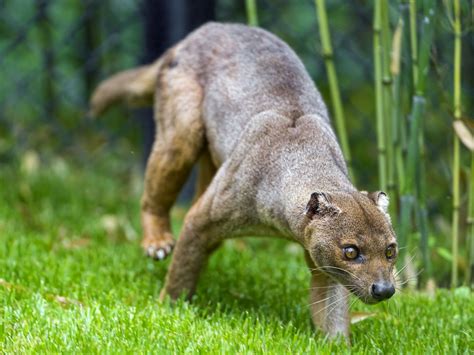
371,281,395,301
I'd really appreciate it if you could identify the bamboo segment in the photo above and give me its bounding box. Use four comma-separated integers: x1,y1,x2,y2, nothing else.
452,138,461,287
451,0,462,288
381,0,395,208
314,0,354,181
245,0,259,26
410,3,434,281
374,0,388,192
398,0,434,273
467,152,474,287
409,0,418,86
390,1,411,264
391,20,403,228
37,1,56,118
417,188,431,281
396,3,412,253
415,0,435,283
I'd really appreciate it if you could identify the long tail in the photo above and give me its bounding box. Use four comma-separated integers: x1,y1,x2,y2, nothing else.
89,58,162,117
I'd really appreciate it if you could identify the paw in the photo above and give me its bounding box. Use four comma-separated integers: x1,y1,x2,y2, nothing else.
141,233,175,261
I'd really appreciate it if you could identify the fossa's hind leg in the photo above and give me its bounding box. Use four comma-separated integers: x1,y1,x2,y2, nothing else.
141,55,204,260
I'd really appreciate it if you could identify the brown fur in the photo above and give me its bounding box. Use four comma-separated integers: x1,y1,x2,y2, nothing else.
89,22,398,343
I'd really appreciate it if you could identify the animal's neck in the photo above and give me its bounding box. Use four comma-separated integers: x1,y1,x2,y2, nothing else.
275,146,355,243
282,177,354,243
250,112,356,243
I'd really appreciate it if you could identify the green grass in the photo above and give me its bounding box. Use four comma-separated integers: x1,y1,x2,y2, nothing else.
1,156,473,353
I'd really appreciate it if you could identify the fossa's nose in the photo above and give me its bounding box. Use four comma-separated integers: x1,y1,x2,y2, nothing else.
371,282,395,300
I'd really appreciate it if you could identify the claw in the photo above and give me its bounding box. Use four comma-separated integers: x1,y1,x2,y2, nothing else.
156,249,165,260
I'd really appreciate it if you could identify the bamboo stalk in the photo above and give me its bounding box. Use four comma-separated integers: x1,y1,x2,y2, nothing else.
411,1,434,280
400,0,414,101
374,0,387,192
245,0,259,26
451,0,462,288
391,19,403,228
396,0,413,262
467,152,474,287
415,0,435,283
452,142,461,287
381,0,395,207
416,186,431,281
83,1,102,98
416,128,431,282
409,0,418,86
37,0,56,118
314,0,354,181
399,0,434,272
405,96,423,205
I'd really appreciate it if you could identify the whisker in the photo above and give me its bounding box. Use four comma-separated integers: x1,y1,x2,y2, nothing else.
312,296,345,318
307,294,338,307
346,297,359,322
348,297,358,311
397,279,416,286
397,268,424,287
310,266,363,282
312,290,352,320
308,284,357,291
394,252,417,278
322,292,352,323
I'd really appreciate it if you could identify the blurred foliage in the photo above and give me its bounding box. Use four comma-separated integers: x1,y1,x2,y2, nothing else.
0,0,142,162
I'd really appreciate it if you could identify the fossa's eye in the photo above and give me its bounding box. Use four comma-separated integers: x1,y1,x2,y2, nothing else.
343,246,359,260
385,244,397,260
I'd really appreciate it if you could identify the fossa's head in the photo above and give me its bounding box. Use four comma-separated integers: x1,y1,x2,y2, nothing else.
304,191,397,304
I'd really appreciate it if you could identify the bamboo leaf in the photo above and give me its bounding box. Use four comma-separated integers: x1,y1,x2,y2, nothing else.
453,121,474,151
351,312,377,324
391,20,403,76
437,247,452,262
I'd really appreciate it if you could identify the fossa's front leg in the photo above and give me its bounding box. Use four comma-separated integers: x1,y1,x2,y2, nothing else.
159,194,223,301
159,158,250,301
305,252,350,342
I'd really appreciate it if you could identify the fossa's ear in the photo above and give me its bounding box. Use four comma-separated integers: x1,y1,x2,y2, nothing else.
363,191,389,215
305,192,340,219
